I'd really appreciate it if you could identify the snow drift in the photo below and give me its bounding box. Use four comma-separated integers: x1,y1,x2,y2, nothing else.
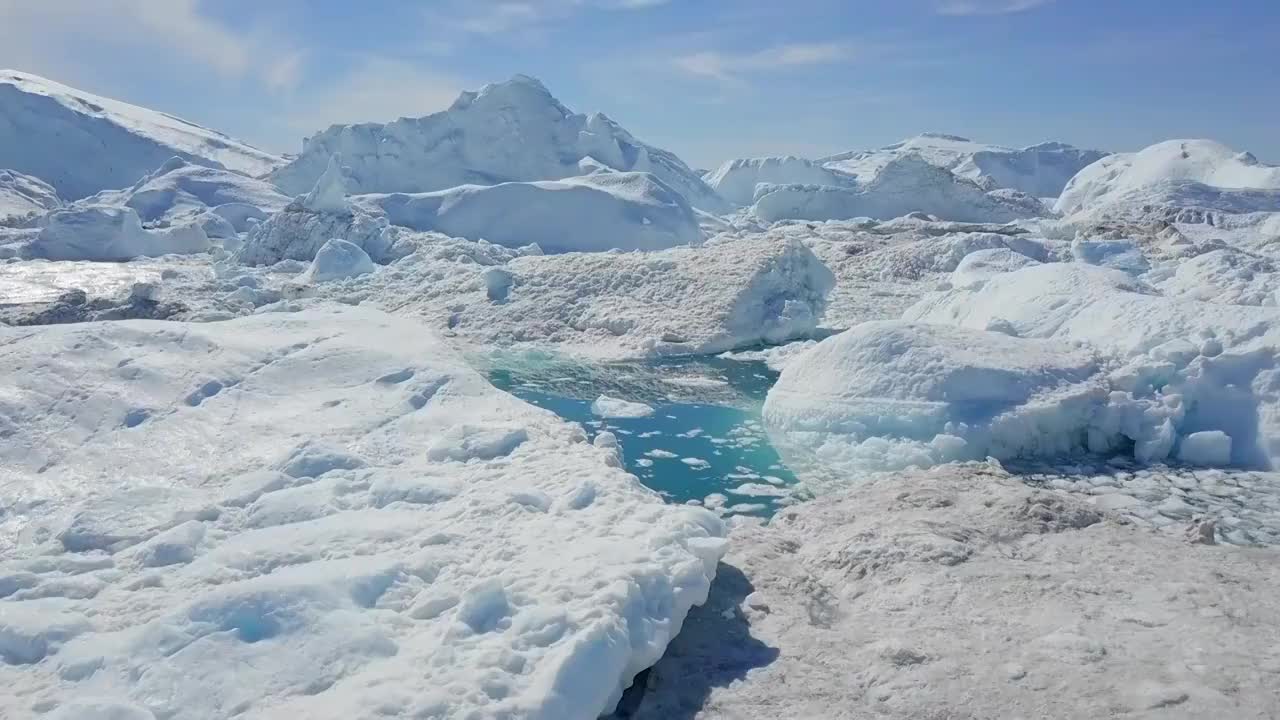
270,75,728,213
1055,139,1280,222
0,305,726,720
0,168,60,226
354,171,702,253
704,156,849,207
822,133,1108,198
751,155,1047,224
0,70,282,200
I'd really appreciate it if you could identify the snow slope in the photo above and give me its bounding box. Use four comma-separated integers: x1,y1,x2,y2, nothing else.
28,205,210,261
354,171,702,253
751,155,1047,223
0,169,60,227
628,462,1280,719
1056,140,1280,222
0,305,726,720
704,157,848,207
269,75,728,213
822,133,1108,197
0,70,283,200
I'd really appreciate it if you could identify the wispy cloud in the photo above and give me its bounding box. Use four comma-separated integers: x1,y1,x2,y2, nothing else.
673,43,854,86
0,0,304,90
936,0,1054,16
446,0,668,37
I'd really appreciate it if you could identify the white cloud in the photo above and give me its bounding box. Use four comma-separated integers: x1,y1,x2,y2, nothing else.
936,0,1053,16
279,58,465,141
673,43,853,85
0,0,303,90
447,0,668,36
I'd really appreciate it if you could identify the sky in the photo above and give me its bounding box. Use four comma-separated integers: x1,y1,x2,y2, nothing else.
0,0,1276,169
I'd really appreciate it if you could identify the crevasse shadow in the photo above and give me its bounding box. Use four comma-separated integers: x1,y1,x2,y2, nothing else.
606,562,779,720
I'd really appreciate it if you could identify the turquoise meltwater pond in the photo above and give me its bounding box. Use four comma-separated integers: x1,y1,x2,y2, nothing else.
483,351,804,517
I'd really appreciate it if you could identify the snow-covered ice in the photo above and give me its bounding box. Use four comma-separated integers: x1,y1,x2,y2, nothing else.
270,75,728,213
822,132,1109,197
28,205,210,261
0,306,725,719
704,157,849,207
0,169,60,227
302,238,375,283
354,171,701,253
0,70,282,200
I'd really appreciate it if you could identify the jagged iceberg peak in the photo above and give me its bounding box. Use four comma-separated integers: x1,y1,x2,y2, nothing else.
302,153,348,214
448,73,567,116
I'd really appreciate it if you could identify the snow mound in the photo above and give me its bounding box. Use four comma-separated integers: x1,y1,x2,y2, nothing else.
752,155,1047,224
592,395,656,418
303,238,375,283
907,262,1280,468
0,168,60,227
704,157,848,207
1056,140,1280,222
270,75,728,212
949,247,1042,288
822,133,1108,197
81,156,289,232
352,233,834,359
762,320,1109,479
354,172,701,253
0,306,725,720
1157,248,1280,306
28,205,210,261
0,70,283,200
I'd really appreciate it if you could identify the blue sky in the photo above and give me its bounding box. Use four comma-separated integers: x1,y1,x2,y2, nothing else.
1,0,1276,168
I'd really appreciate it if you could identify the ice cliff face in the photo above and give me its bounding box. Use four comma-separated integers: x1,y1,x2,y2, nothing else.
0,70,283,200
271,75,729,213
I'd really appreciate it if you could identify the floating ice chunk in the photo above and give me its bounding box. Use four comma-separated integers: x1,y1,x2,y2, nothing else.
681,457,711,469
1179,431,1233,466
591,395,655,418
645,449,678,459
302,154,349,214
302,238,375,283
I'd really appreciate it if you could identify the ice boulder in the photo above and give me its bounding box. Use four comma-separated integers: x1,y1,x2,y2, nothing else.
0,305,726,720
822,133,1108,197
354,171,701,253
0,70,282,200
83,156,289,229
592,395,656,418
0,168,60,226
1056,139,1280,222
236,198,394,266
28,205,210,261
907,262,1280,467
271,75,728,212
762,320,1108,481
752,155,1047,224
704,156,850,206
303,238,375,283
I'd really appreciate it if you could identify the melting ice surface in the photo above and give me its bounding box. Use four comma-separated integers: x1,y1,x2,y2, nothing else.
484,350,803,517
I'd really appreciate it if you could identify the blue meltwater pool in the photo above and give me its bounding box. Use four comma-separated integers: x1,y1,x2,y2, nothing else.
483,350,805,517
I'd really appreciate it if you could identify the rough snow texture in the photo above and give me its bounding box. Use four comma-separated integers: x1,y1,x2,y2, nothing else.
0,306,726,720
907,262,1280,468
236,198,396,266
625,463,1280,719
948,246,1041,288
81,157,289,231
823,133,1109,197
354,171,702,253
365,234,836,359
751,155,1047,224
28,205,210,261
763,321,1110,481
0,169,60,227
1056,139,1280,223
271,75,728,213
704,157,848,207
303,239,375,283
0,70,282,200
